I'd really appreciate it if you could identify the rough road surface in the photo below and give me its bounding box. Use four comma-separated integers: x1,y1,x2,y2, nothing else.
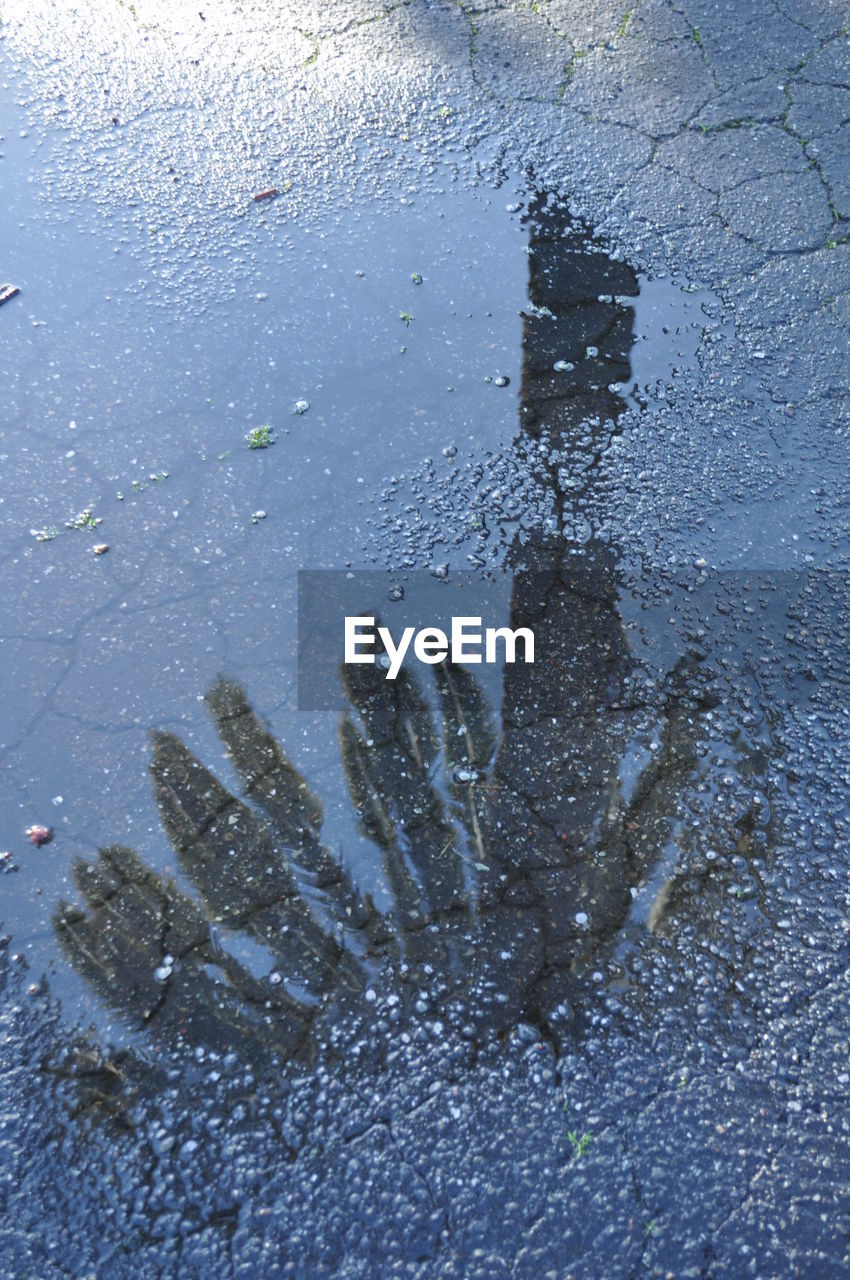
1,1,850,1277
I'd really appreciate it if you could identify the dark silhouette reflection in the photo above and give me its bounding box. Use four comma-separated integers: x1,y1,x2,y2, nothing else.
53,194,778,1100
57,679,376,1069
55,663,540,1072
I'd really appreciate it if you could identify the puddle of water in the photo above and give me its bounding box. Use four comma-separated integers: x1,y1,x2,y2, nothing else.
626,275,730,406
0,47,792,1065
0,62,536,1029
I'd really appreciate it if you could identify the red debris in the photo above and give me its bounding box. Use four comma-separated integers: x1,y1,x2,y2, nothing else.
252,187,279,202
26,824,53,846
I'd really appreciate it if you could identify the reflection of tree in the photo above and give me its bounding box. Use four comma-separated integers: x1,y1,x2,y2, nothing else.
54,194,777,1094
53,667,500,1070
57,679,375,1069
56,636,768,1086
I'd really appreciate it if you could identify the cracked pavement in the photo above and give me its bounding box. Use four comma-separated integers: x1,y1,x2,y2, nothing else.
1,0,850,1276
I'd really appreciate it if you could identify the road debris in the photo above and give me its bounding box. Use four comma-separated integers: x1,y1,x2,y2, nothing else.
25,825,53,847
66,508,102,531
246,425,274,449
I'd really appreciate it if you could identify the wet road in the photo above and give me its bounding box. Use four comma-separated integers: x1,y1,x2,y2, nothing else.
2,2,850,1276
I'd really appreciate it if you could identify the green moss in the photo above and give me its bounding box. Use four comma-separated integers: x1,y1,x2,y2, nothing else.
616,6,635,38
66,507,103,531
246,425,274,449
567,1130,592,1160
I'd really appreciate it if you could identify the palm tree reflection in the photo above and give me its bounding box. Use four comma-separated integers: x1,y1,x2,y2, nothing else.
54,194,778,1093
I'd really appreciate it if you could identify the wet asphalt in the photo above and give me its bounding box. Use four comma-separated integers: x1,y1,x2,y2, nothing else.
1,1,850,1276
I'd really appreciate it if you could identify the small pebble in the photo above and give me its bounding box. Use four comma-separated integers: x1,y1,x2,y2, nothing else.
26,825,53,847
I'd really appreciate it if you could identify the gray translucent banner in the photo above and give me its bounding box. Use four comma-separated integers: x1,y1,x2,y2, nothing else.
298,569,519,710
299,564,850,712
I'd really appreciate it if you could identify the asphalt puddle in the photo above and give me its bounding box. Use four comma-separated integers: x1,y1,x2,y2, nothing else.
1,58,788,1080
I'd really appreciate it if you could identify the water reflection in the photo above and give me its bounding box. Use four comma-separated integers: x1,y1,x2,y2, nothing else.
52,194,778,1096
